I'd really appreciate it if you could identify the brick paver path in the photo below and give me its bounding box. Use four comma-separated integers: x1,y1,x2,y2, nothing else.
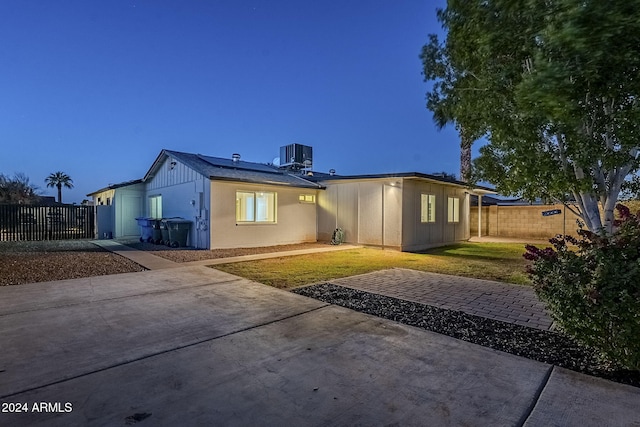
329,268,553,330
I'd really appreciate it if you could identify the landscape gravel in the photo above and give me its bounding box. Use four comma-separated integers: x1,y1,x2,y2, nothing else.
293,283,640,388
0,240,146,286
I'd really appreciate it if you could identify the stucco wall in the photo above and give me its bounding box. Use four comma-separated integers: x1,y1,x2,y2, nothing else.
209,181,317,249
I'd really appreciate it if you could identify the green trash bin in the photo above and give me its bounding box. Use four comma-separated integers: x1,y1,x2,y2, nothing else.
165,219,192,248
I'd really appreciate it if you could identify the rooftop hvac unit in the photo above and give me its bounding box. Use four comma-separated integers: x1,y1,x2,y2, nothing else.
279,143,313,169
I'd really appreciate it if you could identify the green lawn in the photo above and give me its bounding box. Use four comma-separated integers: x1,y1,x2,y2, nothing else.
213,242,535,289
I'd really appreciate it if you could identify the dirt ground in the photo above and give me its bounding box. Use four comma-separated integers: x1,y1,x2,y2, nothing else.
0,239,332,286
0,240,146,286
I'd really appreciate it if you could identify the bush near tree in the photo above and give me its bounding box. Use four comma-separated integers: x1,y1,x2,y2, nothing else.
525,204,640,371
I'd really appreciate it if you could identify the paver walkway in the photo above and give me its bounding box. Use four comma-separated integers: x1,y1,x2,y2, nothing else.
330,268,554,330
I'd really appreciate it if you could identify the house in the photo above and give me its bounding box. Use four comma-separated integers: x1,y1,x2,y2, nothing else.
87,179,145,239
88,146,493,250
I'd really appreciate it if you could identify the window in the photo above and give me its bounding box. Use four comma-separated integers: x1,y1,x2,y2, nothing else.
236,191,276,223
299,194,315,203
447,197,460,223
420,194,436,223
149,195,162,219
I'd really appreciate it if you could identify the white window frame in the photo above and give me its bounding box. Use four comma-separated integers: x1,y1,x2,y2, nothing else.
420,194,436,223
447,196,460,223
236,191,277,223
149,195,162,219
298,194,316,204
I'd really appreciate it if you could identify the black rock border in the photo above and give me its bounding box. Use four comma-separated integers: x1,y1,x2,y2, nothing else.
292,283,639,388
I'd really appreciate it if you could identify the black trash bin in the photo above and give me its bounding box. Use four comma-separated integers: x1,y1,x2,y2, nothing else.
165,219,192,248
149,219,163,244
159,219,171,246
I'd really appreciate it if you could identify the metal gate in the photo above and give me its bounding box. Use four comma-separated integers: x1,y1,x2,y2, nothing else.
0,204,95,241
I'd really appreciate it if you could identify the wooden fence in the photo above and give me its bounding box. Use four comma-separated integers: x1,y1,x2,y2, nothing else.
0,204,95,241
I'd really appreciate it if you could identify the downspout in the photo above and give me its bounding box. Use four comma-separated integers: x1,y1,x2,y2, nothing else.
381,183,385,248
335,185,339,229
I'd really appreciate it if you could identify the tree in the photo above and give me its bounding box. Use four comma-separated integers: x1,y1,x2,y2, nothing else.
0,173,40,204
421,0,640,233
45,171,74,203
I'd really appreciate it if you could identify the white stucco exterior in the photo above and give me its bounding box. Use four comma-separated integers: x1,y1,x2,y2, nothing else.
209,181,318,249
89,149,487,251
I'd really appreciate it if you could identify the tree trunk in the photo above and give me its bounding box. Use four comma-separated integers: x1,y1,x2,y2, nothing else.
57,184,62,203
459,127,472,182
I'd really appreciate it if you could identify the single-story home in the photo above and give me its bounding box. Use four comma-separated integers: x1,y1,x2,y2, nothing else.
88,147,493,251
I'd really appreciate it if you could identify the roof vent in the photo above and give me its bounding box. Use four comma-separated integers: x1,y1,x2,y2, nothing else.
329,169,336,176
232,153,241,163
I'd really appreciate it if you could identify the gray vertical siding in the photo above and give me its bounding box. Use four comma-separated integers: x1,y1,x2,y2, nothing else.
401,179,469,251
145,157,210,248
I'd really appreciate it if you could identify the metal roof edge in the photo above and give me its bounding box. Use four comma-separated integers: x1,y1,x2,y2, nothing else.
209,175,325,189
86,179,144,197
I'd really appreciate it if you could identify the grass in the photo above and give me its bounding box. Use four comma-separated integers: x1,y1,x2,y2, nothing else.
213,242,533,289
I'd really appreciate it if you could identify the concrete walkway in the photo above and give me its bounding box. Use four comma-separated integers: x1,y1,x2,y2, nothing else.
94,241,553,330
92,239,181,270
92,240,361,270
1,266,638,426
330,268,554,330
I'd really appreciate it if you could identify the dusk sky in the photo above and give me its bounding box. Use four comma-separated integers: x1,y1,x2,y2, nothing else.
0,0,475,203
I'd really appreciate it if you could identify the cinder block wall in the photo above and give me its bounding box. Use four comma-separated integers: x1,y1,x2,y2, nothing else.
469,206,489,236
471,204,582,239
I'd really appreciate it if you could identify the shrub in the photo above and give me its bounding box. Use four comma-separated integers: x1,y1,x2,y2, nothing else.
524,204,640,371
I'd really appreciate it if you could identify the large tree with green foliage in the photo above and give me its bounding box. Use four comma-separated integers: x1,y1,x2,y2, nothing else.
421,0,640,233
45,171,74,203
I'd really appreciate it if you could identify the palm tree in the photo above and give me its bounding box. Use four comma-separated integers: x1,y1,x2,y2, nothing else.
45,171,74,203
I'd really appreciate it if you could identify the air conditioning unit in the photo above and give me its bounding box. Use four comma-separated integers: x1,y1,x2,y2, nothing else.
279,144,313,169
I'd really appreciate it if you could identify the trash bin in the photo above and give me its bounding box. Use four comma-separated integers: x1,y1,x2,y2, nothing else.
159,219,171,246
149,219,163,244
165,219,192,248
135,217,155,243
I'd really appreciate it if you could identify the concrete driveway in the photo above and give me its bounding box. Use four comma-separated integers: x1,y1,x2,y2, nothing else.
1,266,638,426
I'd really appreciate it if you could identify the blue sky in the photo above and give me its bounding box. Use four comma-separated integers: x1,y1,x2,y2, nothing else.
0,0,469,203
